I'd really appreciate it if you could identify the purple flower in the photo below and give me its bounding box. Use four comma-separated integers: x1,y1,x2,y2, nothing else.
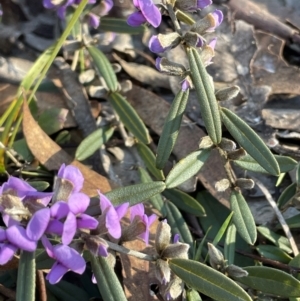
42,236,86,284
149,36,165,53
130,204,156,244
127,0,161,28
89,13,100,28
210,9,223,30
197,0,212,9
149,32,182,54
0,226,37,265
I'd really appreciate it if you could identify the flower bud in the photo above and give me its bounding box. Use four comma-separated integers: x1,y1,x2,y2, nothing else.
84,235,109,257
207,243,225,270
226,264,248,278
227,148,247,160
121,216,147,242
155,221,171,254
191,10,223,34
215,86,240,102
161,243,189,259
200,45,215,66
183,31,204,48
219,138,236,152
155,57,186,76
199,136,214,149
149,32,182,53
165,276,184,300
236,178,255,190
215,179,230,192
52,177,74,202
181,76,192,91
156,258,171,284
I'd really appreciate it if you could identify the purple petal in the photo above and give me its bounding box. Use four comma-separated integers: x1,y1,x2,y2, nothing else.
58,164,84,193
26,208,50,241
6,225,37,252
47,262,68,284
50,201,69,219
92,274,97,283
99,192,113,212
115,202,129,220
147,213,156,226
0,229,7,241
105,207,121,239
57,6,67,19
3,177,35,196
133,0,139,8
0,243,18,265
100,0,113,16
173,233,180,243
41,236,54,258
2,214,20,227
98,244,108,257
208,38,217,50
127,11,147,27
211,9,223,27
197,0,212,9
181,79,191,91
24,191,53,206
62,213,77,245
89,13,100,28
130,204,144,221
68,192,90,215
77,214,98,229
46,220,63,236
53,244,86,273
149,35,165,53
138,0,161,28
43,0,56,9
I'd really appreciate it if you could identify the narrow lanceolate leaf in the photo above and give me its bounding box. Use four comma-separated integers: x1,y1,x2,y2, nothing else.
221,108,279,176
90,254,127,301
16,251,36,301
136,142,165,180
277,182,297,209
165,201,193,246
156,89,190,169
187,47,222,144
233,154,297,174
165,149,211,189
163,188,206,217
230,190,257,245
106,181,166,206
237,266,300,297
224,222,237,265
75,127,114,161
100,17,145,34
212,212,234,246
256,245,292,264
109,92,150,144
170,259,252,301
87,46,118,92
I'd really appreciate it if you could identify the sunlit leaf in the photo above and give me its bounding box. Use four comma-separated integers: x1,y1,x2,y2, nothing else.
156,89,189,169
230,190,256,245
170,259,252,301
165,149,211,189
108,92,150,144
106,181,166,206
221,107,279,176
237,266,300,297
187,47,222,144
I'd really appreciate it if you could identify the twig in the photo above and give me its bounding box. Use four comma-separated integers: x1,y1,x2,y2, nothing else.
0,284,16,300
36,270,47,301
0,141,22,167
253,176,299,256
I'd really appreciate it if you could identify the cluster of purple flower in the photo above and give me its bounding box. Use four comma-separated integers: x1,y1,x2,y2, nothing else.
0,164,156,284
43,0,113,28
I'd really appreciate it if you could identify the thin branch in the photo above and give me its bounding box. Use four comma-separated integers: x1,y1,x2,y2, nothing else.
253,176,299,256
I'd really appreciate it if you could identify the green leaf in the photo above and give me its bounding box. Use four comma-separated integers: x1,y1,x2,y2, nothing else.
256,245,292,263
187,47,222,144
277,182,297,209
16,251,36,301
138,167,165,215
163,188,206,217
237,266,300,297
38,108,68,135
156,89,190,169
136,142,165,180
212,212,234,246
89,253,128,301
176,10,195,25
233,154,297,174
106,181,166,206
108,92,150,144
165,149,211,189
186,289,202,301
221,107,280,176
87,46,118,92
28,181,50,191
224,222,237,265
75,126,115,161
230,190,257,245
257,226,292,253
13,138,34,162
100,17,145,34
165,201,193,246
170,259,252,301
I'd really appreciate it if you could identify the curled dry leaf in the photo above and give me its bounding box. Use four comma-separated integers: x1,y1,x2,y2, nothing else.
22,101,112,196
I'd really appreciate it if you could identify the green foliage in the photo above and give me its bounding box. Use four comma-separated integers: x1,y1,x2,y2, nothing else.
156,89,190,169
100,17,146,34
170,258,252,301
